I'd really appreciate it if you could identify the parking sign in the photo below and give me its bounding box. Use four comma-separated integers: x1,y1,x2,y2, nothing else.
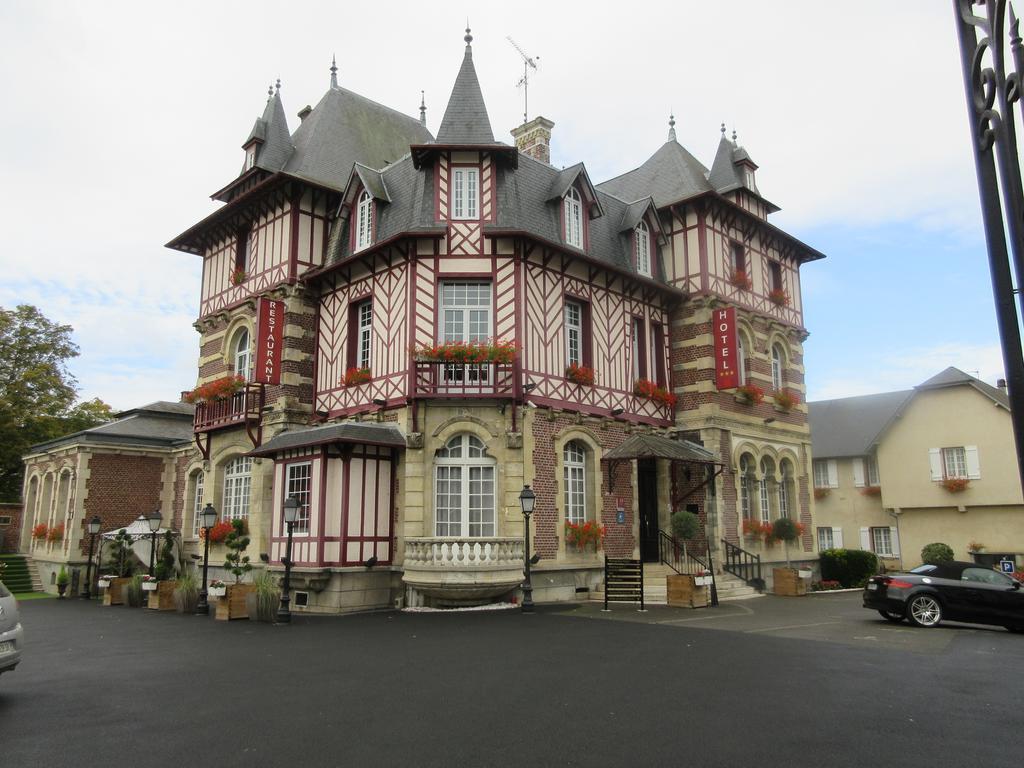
999,559,1014,574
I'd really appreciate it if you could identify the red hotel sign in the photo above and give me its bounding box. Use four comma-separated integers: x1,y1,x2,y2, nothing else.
255,297,283,385
714,306,739,389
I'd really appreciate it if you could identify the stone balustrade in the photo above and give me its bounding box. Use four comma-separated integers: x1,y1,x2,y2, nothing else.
402,537,525,605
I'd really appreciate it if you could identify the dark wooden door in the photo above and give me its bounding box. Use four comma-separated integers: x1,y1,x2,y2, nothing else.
638,459,659,562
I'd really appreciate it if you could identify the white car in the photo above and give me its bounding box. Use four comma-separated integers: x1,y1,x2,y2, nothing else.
0,580,23,677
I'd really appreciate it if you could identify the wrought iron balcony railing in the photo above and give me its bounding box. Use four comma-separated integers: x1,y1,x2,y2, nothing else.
412,360,516,399
183,383,264,434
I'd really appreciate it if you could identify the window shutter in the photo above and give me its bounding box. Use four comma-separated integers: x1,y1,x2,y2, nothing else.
859,526,871,551
827,460,839,488
852,458,865,488
928,448,943,481
965,445,981,479
890,527,900,557
832,527,844,548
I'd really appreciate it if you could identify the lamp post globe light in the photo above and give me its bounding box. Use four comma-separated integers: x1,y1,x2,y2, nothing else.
82,515,102,599
276,495,300,624
195,503,218,615
519,485,536,614
146,510,162,577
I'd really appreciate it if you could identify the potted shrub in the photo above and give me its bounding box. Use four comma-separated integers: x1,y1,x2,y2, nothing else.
102,529,136,606
148,530,178,610
56,565,69,598
173,570,200,614
921,542,954,564
771,517,808,596
125,574,145,607
216,519,253,621
246,569,282,624
666,510,711,607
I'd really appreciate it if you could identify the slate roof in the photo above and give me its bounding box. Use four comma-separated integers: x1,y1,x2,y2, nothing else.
603,433,718,464
596,139,713,209
27,402,195,454
250,421,406,457
249,89,294,174
707,134,747,195
808,390,913,458
435,34,495,144
916,366,1010,409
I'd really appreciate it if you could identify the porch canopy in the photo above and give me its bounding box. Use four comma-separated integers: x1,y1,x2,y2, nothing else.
248,421,406,457
101,514,178,568
602,433,723,499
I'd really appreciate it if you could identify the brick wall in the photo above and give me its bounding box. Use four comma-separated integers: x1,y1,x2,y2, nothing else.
0,502,22,553
81,454,166,554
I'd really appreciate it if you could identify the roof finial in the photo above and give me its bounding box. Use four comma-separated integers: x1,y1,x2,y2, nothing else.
419,90,427,127
464,22,473,46
731,127,738,146
330,54,338,88
275,78,281,92
267,83,273,101
668,112,676,142
720,122,726,137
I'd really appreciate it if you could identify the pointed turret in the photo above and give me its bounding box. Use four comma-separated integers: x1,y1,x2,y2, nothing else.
436,27,495,144
708,123,759,196
240,82,294,177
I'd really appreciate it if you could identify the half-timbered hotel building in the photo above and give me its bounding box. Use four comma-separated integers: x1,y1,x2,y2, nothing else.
21,29,823,603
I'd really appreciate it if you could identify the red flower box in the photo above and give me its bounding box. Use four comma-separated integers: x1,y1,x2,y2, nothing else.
942,477,970,493
633,379,677,409
735,383,765,405
565,363,595,386
768,288,790,307
200,521,234,543
183,375,246,404
230,268,247,285
343,367,371,387
47,522,64,542
32,523,49,541
727,270,752,290
413,339,517,364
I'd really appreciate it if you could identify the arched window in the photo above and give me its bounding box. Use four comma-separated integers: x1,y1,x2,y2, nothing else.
778,459,794,519
771,344,785,391
233,328,252,381
564,187,583,249
563,441,587,525
189,470,205,538
222,456,252,521
635,221,651,277
355,190,373,251
737,335,747,386
759,457,775,523
739,455,754,519
434,434,495,537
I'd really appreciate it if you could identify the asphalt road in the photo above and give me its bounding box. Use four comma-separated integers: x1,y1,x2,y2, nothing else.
1,594,1022,767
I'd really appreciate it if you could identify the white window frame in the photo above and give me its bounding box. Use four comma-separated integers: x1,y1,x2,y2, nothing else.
778,462,791,519
942,446,968,479
286,462,312,535
355,190,373,251
441,282,492,343
564,441,587,526
871,526,893,557
190,471,205,538
739,455,753,520
817,527,834,551
452,167,479,220
635,220,651,277
434,434,495,537
737,335,747,385
564,187,583,249
245,146,257,171
234,329,252,381
865,456,880,486
758,458,773,523
356,300,372,370
565,301,582,368
222,456,252,521
771,344,784,391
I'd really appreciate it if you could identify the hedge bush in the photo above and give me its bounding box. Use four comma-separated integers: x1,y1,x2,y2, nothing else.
820,548,879,588
920,542,954,564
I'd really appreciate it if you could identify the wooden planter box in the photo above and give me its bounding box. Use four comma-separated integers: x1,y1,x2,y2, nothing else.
773,567,808,596
147,581,176,611
102,577,131,606
667,574,709,609
215,584,253,621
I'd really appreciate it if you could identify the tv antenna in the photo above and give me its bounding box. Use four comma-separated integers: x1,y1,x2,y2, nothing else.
507,36,539,125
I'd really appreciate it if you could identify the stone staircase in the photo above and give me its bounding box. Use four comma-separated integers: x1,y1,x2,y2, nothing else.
0,554,43,593
593,562,762,605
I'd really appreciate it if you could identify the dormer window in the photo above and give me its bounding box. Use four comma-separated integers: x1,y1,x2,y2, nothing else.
564,187,583,249
244,145,257,171
635,220,651,277
452,167,479,220
355,190,373,251
744,168,756,188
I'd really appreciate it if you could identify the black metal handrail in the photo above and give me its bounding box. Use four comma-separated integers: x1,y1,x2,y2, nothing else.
658,530,709,576
721,539,763,590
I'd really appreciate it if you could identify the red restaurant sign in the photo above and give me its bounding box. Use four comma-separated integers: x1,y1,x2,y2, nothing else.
255,297,283,385
714,306,739,389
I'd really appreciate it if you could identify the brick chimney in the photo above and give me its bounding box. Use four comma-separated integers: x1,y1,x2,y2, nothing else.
511,116,555,165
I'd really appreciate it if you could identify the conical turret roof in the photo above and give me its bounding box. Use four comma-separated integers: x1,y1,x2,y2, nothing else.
246,85,293,173
436,28,495,144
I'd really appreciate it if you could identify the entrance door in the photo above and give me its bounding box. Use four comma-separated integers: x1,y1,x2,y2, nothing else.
638,458,659,562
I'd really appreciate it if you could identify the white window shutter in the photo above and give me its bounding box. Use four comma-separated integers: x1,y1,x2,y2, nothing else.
827,460,839,488
832,527,844,548
890,527,900,557
965,446,981,479
859,526,871,550
928,448,943,481
852,458,865,488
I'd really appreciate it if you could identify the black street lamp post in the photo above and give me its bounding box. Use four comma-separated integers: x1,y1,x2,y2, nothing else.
276,496,299,624
519,485,536,614
195,503,218,615
146,510,162,577
82,515,102,599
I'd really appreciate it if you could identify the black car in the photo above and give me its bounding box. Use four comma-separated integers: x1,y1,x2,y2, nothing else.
863,561,1024,632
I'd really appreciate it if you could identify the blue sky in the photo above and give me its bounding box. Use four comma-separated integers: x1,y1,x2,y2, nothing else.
0,1,1008,410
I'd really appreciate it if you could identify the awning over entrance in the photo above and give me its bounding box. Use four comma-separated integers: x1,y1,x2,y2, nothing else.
603,433,716,464
248,421,406,457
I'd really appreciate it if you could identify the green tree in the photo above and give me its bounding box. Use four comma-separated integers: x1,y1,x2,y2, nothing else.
0,305,114,500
